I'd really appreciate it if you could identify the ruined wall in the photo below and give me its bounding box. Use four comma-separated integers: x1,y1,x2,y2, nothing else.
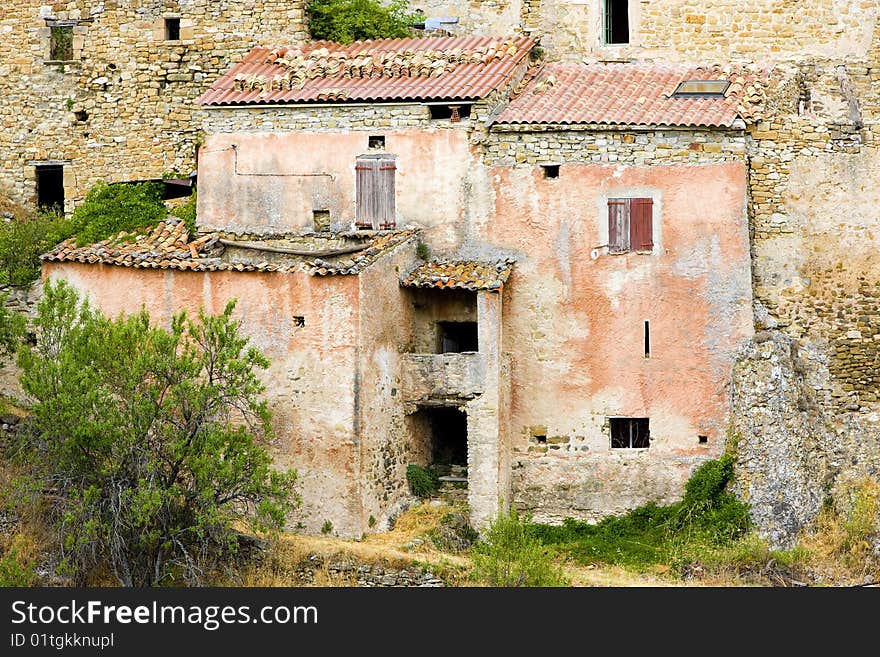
40,262,368,537
480,159,753,522
197,123,474,244
0,0,307,211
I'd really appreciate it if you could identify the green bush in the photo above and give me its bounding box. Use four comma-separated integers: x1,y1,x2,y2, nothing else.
531,455,752,571
12,280,298,586
174,192,197,235
472,508,569,587
406,464,439,498
0,210,74,287
0,546,37,587
70,181,167,246
306,0,417,44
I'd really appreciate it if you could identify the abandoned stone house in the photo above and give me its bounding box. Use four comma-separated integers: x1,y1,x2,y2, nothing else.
8,2,880,544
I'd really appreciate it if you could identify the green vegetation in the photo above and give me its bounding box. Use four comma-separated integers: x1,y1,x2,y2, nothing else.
0,210,74,287
321,520,333,535
173,192,197,235
472,508,570,587
415,241,430,260
306,0,417,44
531,455,752,571
9,281,298,586
406,464,440,499
0,545,37,587
69,181,167,246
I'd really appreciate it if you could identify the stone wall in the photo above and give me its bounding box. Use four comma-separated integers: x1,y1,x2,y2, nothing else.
0,0,307,212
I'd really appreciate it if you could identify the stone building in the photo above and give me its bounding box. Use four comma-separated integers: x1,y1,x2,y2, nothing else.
0,0,307,212
11,2,880,544
43,35,761,534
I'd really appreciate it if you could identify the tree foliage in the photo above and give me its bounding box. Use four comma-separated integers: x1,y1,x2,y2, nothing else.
0,210,74,287
306,0,417,44
13,280,298,586
69,181,167,246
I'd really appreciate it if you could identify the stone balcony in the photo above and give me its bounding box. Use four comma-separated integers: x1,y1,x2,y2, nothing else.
400,352,485,405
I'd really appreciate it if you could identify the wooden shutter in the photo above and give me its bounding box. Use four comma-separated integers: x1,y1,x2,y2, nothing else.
355,155,396,229
608,199,629,252
630,198,653,251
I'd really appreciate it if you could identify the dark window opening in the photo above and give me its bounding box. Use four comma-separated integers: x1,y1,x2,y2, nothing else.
532,430,547,444
368,135,385,150
698,435,708,444
438,321,478,353
50,25,73,61
429,104,472,121
36,165,64,211
165,17,181,41
293,316,305,327
313,209,330,231
644,320,650,358
608,197,653,253
542,164,560,179
73,110,89,122
355,154,396,230
429,407,468,468
610,417,649,449
605,0,630,45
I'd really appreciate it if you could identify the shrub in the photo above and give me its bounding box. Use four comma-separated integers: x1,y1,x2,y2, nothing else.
0,546,37,587
174,192,197,235
406,464,439,498
69,181,167,246
0,210,74,287
12,280,298,586
472,508,569,587
306,0,417,44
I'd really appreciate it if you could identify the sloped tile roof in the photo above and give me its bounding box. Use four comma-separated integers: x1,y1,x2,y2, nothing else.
42,219,417,276
401,259,515,291
197,35,535,106
494,63,771,127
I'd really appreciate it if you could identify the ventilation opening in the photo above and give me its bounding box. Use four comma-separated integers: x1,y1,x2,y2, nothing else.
531,428,547,444
368,135,385,150
293,316,305,328
610,417,649,449
542,164,560,179
312,209,330,231
644,320,650,358
698,435,708,444
164,17,181,41
604,0,629,45
73,110,89,122
49,25,73,61
438,321,478,353
429,104,472,121
35,165,64,211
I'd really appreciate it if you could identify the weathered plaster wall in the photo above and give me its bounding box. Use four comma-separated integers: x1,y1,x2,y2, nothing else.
356,239,421,532
0,0,307,210
41,262,367,537
197,126,474,244
480,160,753,522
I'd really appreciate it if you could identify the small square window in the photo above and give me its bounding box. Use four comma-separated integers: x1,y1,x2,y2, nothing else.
50,25,73,61
368,135,385,150
429,104,471,121
542,165,560,179
610,417,649,449
165,17,181,41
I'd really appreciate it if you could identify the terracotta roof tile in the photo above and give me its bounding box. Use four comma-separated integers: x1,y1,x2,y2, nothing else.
198,35,535,106
494,63,772,128
42,219,417,276
401,259,515,291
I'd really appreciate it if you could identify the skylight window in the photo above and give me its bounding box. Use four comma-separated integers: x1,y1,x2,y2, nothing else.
673,80,730,97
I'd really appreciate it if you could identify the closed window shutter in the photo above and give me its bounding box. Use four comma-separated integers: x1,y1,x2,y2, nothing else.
356,155,396,229
608,199,629,252
630,198,653,251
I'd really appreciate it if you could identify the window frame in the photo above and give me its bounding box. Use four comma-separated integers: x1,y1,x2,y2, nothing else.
609,417,650,449
604,0,630,46
607,196,654,254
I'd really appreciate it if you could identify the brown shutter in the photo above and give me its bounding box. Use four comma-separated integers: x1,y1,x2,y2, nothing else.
356,154,396,229
630,198,653,251
608,199,629,252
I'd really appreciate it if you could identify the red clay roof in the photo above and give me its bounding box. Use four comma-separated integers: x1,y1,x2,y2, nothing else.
197,36,535,106
401,259,515,291
42,218,417,276
494,63,770,128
